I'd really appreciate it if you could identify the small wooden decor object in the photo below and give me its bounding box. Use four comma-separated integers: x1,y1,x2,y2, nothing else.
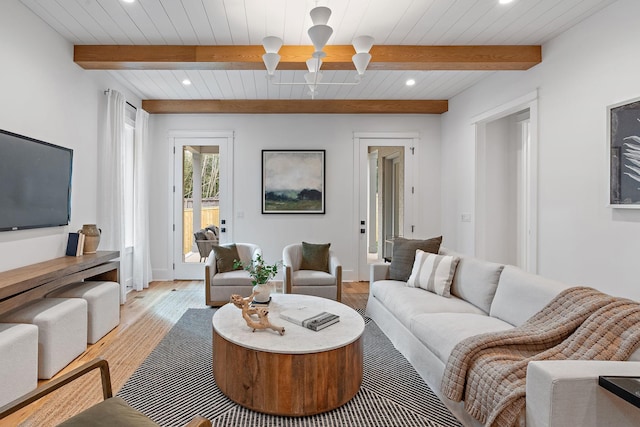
230,293,285,335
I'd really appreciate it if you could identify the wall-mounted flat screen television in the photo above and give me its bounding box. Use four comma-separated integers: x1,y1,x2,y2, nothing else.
0,129,73,231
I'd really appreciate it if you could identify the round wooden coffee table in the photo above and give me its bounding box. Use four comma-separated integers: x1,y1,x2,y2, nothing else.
212,294,365,416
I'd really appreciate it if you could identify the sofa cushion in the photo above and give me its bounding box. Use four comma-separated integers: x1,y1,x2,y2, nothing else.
439,247,505,313
407,250,459,297
490,265,570,326
411,313,514,363
389,236,442,281
370,280,485,329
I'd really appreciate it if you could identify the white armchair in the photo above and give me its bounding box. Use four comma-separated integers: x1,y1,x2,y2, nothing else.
282,243,342,301
205,243,261,306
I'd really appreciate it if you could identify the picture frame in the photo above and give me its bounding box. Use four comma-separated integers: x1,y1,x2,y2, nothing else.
262,150,326,214
608,96,640,208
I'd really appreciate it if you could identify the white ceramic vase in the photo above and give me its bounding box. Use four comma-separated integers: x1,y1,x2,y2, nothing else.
252,282,273,304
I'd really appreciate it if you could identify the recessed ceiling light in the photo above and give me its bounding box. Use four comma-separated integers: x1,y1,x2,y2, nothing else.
406,79,416,86
499,0,514,4
182,79,192,86
122,0,135,3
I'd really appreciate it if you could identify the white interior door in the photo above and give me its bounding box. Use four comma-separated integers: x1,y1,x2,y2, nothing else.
354,135,416,281
172,133,233,279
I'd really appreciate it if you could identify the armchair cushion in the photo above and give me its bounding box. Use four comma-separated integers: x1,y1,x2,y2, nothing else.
58,397,158,427
300,242,330,272
212,244,242,273
389,236,442,281
292,270,336,286
210,270,254,286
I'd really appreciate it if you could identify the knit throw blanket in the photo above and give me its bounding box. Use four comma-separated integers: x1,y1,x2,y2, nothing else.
441,286,640,427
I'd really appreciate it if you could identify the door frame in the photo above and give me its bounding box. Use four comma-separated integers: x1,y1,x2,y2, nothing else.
353,132,419,282
168,130,234,280
472,91,538,273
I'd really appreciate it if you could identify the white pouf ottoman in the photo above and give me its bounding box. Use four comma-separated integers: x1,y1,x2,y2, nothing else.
47,281,120,344
0,323,38,406
0,298,87,379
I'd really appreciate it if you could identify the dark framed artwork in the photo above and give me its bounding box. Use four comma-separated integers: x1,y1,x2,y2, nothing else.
609,97,640,207
262,150,325,214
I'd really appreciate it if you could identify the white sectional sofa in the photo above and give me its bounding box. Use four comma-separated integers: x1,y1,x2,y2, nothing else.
366,247,640,427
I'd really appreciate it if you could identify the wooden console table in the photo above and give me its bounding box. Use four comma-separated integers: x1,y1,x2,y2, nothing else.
0,251,119,315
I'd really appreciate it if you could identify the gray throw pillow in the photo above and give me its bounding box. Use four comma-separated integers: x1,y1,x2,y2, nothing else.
389,236,442,281
300,242,330,273
213,244,243,273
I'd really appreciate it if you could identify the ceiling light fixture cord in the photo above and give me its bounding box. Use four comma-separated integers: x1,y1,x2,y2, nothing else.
261,6,374,99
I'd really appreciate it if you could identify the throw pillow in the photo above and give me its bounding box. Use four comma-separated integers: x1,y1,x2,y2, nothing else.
213,244,242,273
407,250,460,297
205,230,216,240
300,242,331,273
389,236,442,281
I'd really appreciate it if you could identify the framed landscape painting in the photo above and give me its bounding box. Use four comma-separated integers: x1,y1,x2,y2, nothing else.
262,150,325,214
609,97,640,208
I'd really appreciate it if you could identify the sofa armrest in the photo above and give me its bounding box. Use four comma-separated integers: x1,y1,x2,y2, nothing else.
526,360,640,427
370,263,390,283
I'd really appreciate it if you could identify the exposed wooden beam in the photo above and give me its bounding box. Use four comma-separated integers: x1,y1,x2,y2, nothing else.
141,100,448,114
75,45,540,71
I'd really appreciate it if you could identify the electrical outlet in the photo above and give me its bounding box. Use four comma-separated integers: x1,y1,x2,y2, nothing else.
461,213,472,222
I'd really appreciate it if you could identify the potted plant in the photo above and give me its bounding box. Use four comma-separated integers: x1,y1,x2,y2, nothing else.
234,254,282,304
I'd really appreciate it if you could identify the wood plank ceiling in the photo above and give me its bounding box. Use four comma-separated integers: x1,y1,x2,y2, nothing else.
20,0,619,114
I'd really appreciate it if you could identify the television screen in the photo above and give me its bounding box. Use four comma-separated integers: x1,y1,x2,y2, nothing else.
0,129,73,231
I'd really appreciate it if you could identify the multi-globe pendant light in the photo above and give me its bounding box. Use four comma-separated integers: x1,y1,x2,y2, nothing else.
262,6,374,99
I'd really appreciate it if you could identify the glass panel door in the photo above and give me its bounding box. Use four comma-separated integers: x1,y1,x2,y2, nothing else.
174,136,231,279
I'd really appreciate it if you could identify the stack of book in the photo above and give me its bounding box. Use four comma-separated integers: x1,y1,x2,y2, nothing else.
65,232,85,257
280,307,340,331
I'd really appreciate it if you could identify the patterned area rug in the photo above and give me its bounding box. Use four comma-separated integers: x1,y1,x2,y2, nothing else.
117,308,462,427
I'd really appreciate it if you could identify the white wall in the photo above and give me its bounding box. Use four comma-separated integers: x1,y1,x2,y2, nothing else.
441,0,640,300
149,114,441,281
0,0,140,272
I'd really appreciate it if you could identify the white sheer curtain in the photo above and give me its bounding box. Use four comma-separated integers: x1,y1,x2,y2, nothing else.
98,89,127,300
133,108,152,290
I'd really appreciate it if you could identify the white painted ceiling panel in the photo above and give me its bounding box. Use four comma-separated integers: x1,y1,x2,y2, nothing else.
86,2,140,44
19,0,619,102
132,0,177,44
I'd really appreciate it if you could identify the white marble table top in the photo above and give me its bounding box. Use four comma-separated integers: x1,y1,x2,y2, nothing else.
212,294,365,354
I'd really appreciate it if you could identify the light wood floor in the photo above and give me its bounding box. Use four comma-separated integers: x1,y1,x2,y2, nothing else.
2,280,370,427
